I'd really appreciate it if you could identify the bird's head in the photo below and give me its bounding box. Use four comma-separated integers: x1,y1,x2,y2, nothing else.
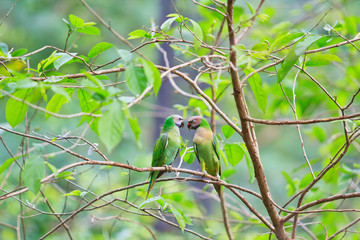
172,115,184,128
187,116,202,130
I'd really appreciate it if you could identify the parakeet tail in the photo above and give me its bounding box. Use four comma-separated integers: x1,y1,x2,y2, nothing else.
214,183,221,195
146,173,156,199
217,185,234,240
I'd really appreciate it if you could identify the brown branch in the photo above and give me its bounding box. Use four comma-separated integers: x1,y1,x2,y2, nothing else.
0,0,18,27
327,216,360,240
283,192,360,222
1,90,102,119
243,112,360,125
227,1,288,239
235,0,266,44
91,216,157,240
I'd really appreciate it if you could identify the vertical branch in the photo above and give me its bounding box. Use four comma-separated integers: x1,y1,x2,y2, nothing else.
226,0,289,239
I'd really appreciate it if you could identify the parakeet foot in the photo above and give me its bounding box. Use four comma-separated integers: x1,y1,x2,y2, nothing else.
216,174,221,181
164,165,173,172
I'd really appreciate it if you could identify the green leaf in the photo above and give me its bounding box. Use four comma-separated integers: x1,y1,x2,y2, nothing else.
299,172,314,189
76,26,101,35
139,58,162,96
224,143,244,167
53,52,76,70
98,101,125,153
282,171,297,196
277,35,321,83
246,2,255,14
117,49,134,65
312,126,326,143
69,14,84,28
189,19,203,50
56,171,75,180
183,151,195,164
23,154,44,194
138,196,165,209
6,89,32,128
123,104,142,148
0,42,8,57
222,125,235,139
222,168,236,178
128,29,149,39
128,116,141,147
0,155,23,175
170,206,187,232
63,190,82,197
45,89,74,119
269,32,303,53
306,53,342,67
243,67,267,113
11,48,27,57
88,42,114,58
161,16,178,32
38,51,62,72
45,162,59,177
294,35,322,55
240,143,255,183
77,89,101,135
126,64,148,95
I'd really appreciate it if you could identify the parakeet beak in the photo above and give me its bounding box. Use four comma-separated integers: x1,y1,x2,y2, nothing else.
179,121,184,128
187,122,191,130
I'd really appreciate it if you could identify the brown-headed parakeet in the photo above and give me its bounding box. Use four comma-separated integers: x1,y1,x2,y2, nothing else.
187,116,221,192
187,116,234,239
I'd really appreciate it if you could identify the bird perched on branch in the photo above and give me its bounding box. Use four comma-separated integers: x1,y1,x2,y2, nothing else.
187,116,234,240
146,115,184,199
187,116,221,191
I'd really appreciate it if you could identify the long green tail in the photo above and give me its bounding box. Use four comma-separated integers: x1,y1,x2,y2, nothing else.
146,172,157,199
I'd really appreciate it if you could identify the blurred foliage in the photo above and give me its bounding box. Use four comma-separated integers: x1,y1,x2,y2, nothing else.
0,0,360,239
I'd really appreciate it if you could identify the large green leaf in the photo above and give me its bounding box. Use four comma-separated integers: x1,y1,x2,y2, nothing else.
306,53,342,67
5,89,32,128
125,64,148,95
23,154,44,194
45,89,74,119
77,89,101,134
224,143,244,167
243,67,267,113
189,19,203,50
53,52,76,70
98,101,125,153
277,35,322,83
69,14,84,28
123,104,142,148
140,58,162,96
222,125,235,139
88,42,114,58
0,155,23,175
240,143,255,183
160,16,178,32
117,49,133,65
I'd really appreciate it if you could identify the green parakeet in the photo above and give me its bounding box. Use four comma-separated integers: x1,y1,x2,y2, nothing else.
146,115,184,199
187,116,221,192
187,116,234,240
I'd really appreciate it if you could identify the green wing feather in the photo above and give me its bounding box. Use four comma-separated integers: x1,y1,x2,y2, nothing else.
152,133,168,166
146,133,168,199
212,136,221,177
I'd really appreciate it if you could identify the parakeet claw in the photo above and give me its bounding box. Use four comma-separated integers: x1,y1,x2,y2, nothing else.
216,174,221,181
164,165,173,172
202,170,207,178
